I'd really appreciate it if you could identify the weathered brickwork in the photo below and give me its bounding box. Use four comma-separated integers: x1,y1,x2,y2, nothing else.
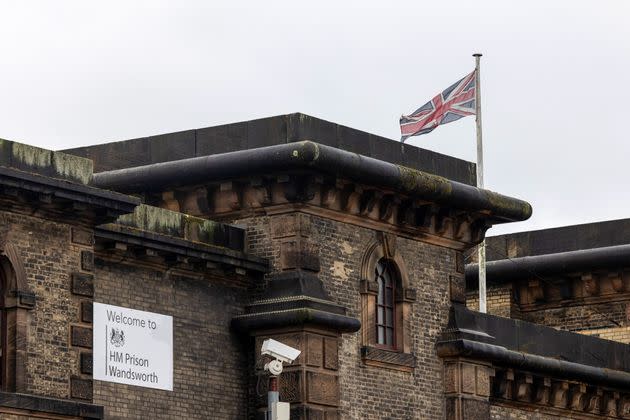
235,211,461,419
519,301,627,332
578,325,630,344
467,285,518,319
92,258,251,419
0,209,85,399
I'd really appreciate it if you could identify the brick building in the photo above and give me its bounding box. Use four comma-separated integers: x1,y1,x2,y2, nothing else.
0,113,628,419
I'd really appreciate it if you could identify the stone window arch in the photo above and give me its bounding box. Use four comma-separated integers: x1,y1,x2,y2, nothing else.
0,244,35,391
359,232,416,370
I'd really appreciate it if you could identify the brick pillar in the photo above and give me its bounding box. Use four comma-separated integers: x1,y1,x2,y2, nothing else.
254,329,341,419
69,229,95,401
443,360,492,420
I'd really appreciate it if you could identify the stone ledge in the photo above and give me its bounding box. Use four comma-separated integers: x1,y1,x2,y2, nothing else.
361,346,416,371
0,391,103,419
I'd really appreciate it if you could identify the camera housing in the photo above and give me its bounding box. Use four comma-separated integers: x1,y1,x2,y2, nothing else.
261,338,301,364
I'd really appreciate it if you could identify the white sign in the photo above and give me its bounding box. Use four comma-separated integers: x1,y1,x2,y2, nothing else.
93,303,173,391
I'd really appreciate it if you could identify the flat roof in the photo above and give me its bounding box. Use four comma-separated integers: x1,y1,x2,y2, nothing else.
63,113,476,186
485,218,630,261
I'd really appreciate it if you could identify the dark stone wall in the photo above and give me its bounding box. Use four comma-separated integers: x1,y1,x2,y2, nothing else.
63,113,476,185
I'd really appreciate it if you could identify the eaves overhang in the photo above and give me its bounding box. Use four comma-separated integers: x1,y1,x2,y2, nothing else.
95,224,269,274
0,166,139,225
438,304,630,389
465,243,630,290
93,141,532,224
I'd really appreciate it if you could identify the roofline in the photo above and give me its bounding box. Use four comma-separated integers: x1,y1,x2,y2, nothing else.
93,141,532,223
465,243,630,289
437,338,630,389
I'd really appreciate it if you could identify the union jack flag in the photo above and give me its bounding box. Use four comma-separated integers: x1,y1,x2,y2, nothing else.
400,70,476,142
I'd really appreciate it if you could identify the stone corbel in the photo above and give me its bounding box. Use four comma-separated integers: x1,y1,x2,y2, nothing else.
435,209,455,237
582,273,599,296
569,383,587,411
180,187,210,216
340,184,362,214
619,394,630,418
242,179,271,209
212,182,241,213
604,391,619,417
160,191,180,212
378,195,398,222
453,216,471,241
359,190,382,216
551,381,569,408
470,218,492,244
585,387,603,414
283,175,317,203
320,183,338,208
533,377,551,405
493,369,515,400
514,373,533,402
611,271,625,293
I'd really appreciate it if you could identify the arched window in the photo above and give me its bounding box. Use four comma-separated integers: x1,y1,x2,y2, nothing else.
375,259,396,348
360,233,416,371
0,245,35,392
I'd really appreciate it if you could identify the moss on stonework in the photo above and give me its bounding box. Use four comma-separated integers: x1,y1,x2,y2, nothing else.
117,204,222,245
1,139,93,184
51,152,93,185
484,190,533,220
12,142,51,168
397,165,452,198
191,219,218,243
118,204,182,237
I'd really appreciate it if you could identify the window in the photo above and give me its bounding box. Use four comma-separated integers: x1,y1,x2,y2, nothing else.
359,232,416,371
0,245,36,392
375,259,396,348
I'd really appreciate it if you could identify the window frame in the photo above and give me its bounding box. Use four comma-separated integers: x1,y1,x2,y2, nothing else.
359,233,417,371
374,259,397,350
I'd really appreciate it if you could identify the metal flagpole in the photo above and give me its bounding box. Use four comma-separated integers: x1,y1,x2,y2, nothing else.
473,53,487,313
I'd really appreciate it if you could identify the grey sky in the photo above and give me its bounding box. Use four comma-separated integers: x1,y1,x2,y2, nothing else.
1,1,628,235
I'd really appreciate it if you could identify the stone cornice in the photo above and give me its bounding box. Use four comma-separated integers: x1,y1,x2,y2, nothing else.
95,224,268,275
92,141,531,247
150,176,499,250
0,166,138,226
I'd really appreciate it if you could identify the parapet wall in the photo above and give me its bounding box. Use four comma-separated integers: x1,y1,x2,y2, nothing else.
1,138,93,185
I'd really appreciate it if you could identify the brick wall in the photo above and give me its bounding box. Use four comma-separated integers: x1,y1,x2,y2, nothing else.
92,259,251,419
466,285,517,319
0,209,86,400
236,211,460,419
518,301,627,332
577,325,630,344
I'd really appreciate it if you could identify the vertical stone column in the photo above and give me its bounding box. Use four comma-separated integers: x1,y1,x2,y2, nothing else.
254,329,341,419
443,360,492,420
232,211,360,419
69,228,95,401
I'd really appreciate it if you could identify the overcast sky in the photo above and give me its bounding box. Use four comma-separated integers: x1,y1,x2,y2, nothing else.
1,1,628,235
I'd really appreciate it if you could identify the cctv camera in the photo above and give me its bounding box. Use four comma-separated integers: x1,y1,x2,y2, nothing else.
261,338,301,366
